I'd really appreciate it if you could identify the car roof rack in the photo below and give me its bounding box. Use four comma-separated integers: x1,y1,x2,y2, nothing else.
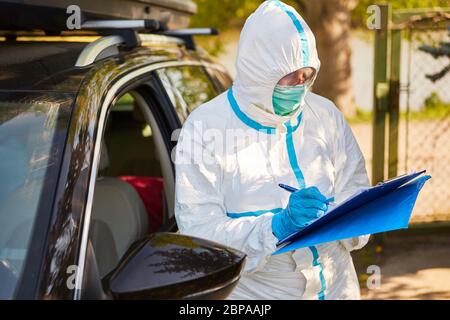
75,35,124,67
80,19,169,48
163,28,219,50
79,19,218,49
74,25,219,67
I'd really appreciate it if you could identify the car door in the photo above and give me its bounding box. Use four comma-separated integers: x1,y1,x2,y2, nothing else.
78,75,181,299
77,61,232,300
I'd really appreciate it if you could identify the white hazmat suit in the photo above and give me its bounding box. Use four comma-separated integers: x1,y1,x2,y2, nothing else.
175,0,370,300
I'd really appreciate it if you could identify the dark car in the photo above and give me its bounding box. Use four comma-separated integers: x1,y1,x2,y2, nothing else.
0,1,245,300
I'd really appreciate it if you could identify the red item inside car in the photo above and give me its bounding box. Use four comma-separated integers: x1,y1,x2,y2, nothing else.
119,176,164,233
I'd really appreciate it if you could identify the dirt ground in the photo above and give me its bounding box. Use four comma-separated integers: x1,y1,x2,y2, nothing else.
356,229,450,300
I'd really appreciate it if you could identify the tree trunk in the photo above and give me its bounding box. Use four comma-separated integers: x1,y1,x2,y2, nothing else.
302,0,359,118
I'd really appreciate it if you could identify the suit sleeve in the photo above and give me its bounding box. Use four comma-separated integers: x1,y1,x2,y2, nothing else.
174,118,279,273
333,111,371,251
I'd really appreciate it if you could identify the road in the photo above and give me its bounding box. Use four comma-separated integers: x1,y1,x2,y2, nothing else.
359,232,450,300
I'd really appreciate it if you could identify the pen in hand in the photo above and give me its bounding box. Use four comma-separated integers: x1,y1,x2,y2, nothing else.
278,183,336,205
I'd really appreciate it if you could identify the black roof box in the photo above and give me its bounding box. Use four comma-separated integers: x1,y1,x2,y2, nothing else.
0,0,197,33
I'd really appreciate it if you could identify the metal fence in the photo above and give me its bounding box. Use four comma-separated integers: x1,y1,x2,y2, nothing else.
372,4,450,223
400,28,450,222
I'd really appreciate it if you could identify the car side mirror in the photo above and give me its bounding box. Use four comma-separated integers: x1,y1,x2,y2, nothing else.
106,233,246,299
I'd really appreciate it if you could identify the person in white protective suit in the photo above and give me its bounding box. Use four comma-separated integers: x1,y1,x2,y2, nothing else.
174,0,370,300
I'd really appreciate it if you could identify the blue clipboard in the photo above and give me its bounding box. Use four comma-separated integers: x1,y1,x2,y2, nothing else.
274,170,430,254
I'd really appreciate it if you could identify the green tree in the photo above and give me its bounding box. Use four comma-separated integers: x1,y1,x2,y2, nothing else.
190,0,260,28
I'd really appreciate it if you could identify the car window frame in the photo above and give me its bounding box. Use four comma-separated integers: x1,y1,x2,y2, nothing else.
205,67,233,93
80,85,175,299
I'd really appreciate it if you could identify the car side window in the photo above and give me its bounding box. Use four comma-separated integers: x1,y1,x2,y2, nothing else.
207,68,233,92
157,66,219,123
89,90,170,279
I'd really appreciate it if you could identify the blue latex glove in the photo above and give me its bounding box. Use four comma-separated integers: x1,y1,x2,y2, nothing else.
272,186,329,240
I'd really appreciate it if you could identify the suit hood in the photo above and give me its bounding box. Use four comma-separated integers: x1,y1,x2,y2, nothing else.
232,0,321,127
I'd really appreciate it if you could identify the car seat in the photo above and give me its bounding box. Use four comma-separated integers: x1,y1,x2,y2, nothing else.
90,143,148,278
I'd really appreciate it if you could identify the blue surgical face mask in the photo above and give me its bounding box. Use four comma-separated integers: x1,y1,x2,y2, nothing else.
272,84,308,116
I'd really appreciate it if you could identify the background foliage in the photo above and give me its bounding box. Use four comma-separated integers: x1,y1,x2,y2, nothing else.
191,0,449,31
